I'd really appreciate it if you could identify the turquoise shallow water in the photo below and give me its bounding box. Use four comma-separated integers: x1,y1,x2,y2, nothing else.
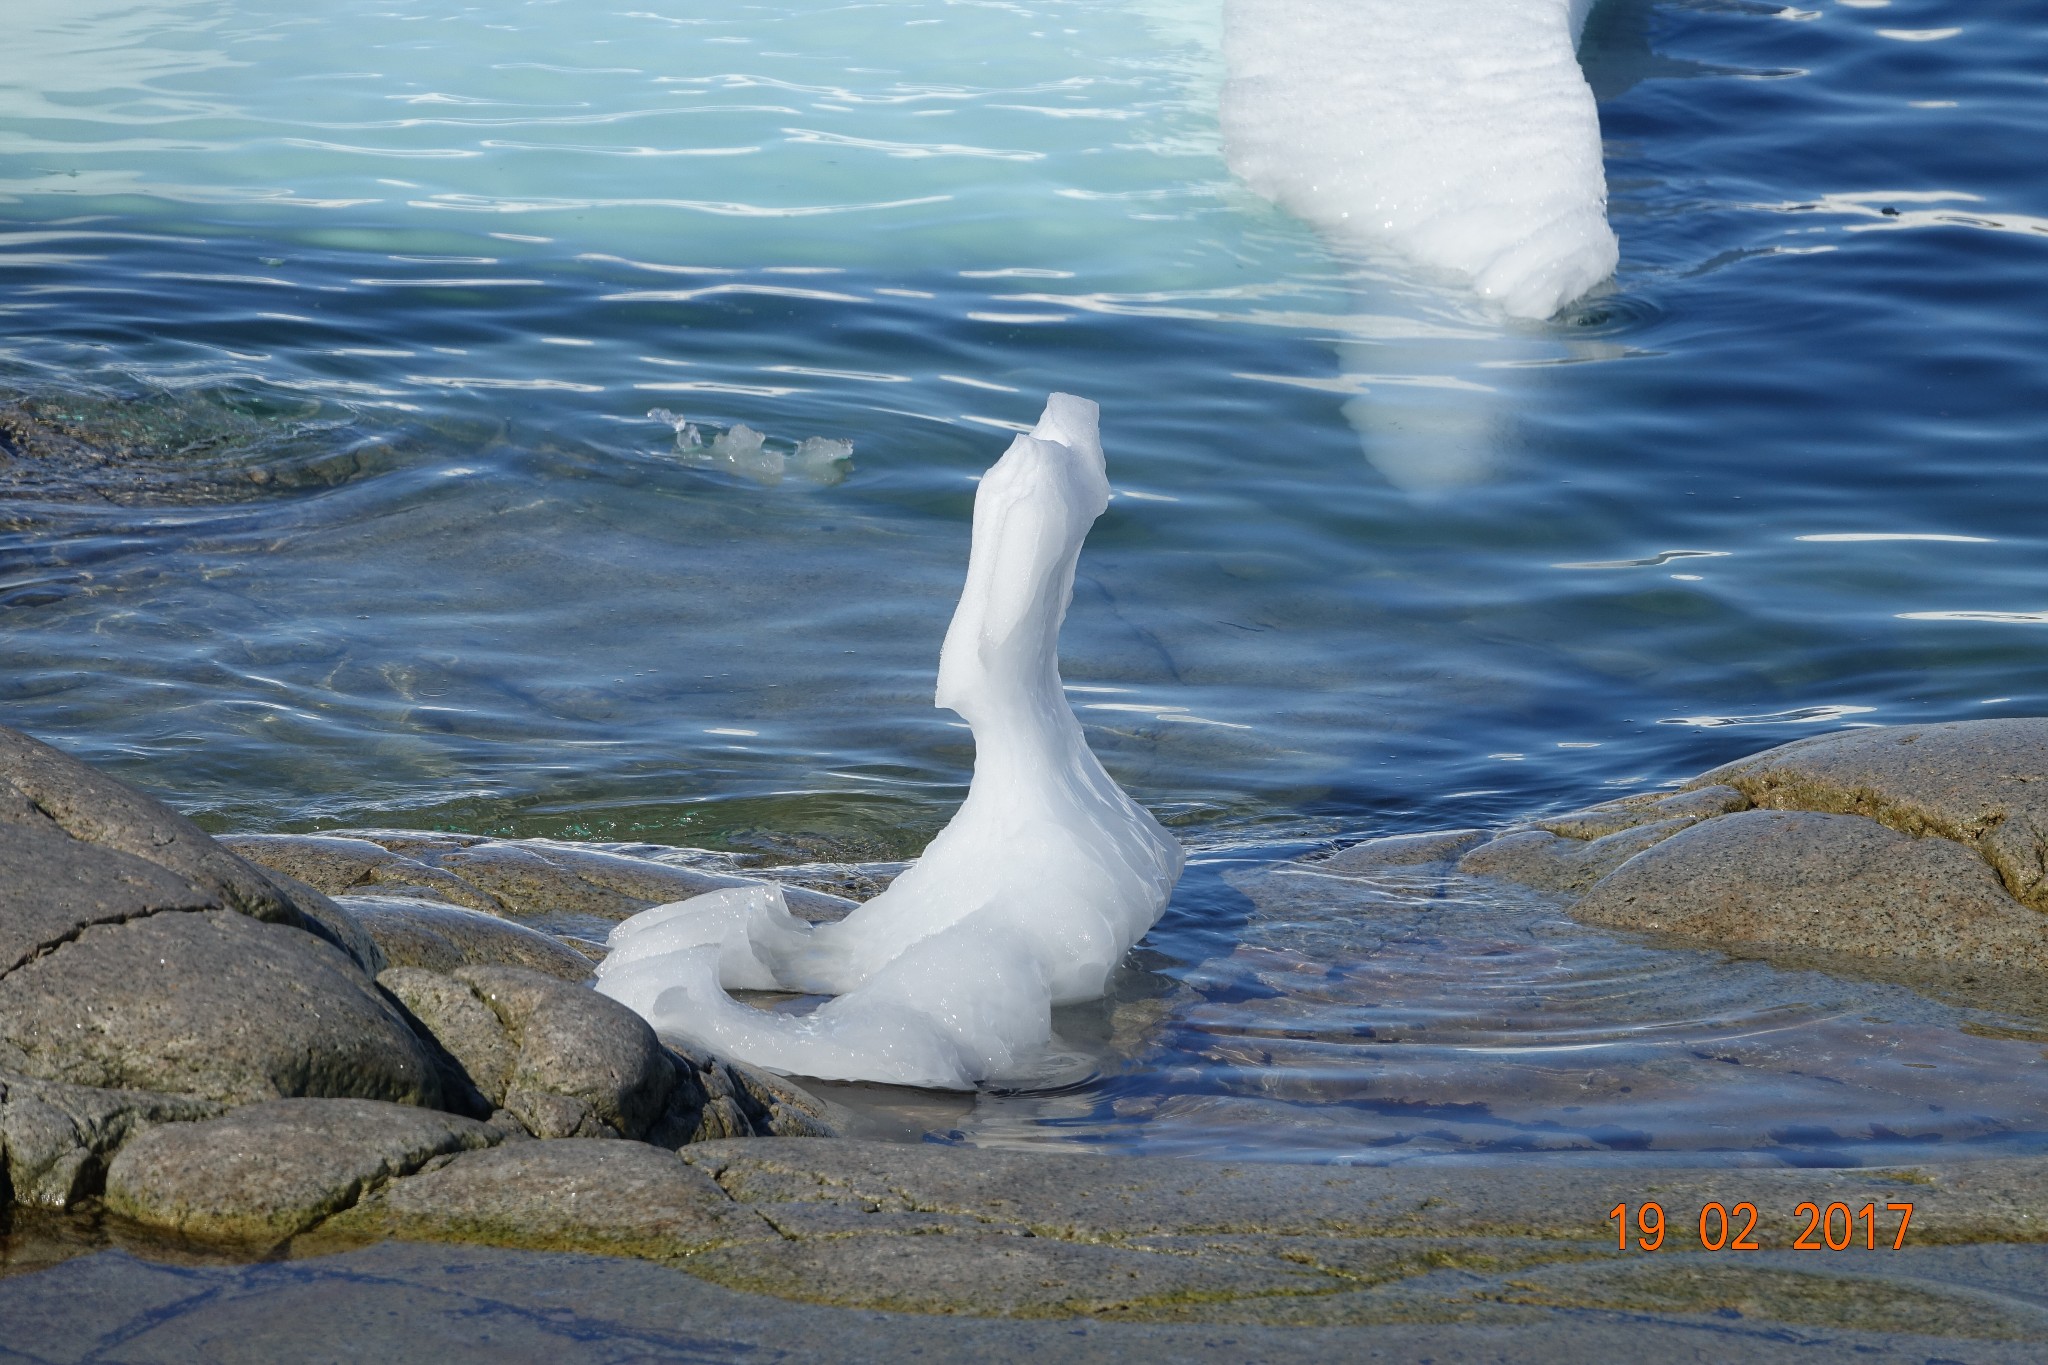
3,0,2047,1162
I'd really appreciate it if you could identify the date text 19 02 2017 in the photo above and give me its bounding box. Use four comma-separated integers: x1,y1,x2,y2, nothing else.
1608,1201,1915,1252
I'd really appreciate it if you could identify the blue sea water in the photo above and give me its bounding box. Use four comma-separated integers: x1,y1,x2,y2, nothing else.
2,0,2046,1163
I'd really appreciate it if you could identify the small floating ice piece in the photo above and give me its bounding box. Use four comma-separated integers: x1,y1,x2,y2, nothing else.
598,394,1185,1088
647,408,852,486
1221,0,1618,318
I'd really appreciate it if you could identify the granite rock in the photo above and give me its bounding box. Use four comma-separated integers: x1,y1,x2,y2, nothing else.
0,1072,222,1209
1702,719,2048,911
0,725,436,1108
1534,784,1750,840
2,727,308,931
1458,817,1696,894
377,968,520,1114
1314,829,1488,875
0,910,441,1108
216,834,506,914
454,966,674,1141
104,1097,502,1241
1574,808,2048,969
225,830,857,926
0,727,378,975
343,896,591,981
327,1138,770,1257
1439,723,2048,979
647,1044,837,1146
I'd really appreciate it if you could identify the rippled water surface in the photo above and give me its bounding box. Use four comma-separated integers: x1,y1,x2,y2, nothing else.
3,0,2046,1163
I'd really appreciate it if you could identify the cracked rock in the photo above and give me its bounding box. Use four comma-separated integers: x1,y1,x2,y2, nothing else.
1574,808,2048,969
104,1097,503,1240
328,1138,768,1257
0,1072,222,1209
1702,718,2048,911
444,966,675,1140
0,910,441,1107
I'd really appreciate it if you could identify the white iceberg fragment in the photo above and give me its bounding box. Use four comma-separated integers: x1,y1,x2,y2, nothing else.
598,394,1185,1088
1221,0,1618,319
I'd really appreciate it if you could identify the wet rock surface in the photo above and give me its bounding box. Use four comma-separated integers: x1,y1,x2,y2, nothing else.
342,894,595,980
11,1136,2039,1355
4,1235,2046,1364
222,829,858,935
9,717,2048,1353
325,1138,770,1258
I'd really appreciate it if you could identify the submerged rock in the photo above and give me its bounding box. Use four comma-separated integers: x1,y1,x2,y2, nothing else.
0,386,390,506
1312,828,1487,874
1458,818,1695,894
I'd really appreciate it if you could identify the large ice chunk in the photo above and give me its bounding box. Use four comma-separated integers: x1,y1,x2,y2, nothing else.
1222,0,1618,319
596,394,1185,1088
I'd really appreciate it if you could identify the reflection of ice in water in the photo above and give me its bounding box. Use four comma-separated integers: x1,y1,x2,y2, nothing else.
648,409,852,487
600,395,1184,1088
1203,0,1624,490
962,855,2048,1164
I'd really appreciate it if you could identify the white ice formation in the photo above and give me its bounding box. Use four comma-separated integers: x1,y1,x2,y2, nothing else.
1222,0,1618,319
597,394,1185,1088
649,409,853,487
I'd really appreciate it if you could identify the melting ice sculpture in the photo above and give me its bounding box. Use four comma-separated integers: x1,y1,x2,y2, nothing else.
595,394,1185,1089
1221,0,1618,320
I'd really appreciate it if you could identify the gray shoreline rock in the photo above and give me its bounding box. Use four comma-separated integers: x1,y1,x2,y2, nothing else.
304,1136,2048,1329
344,895,595,981
1436,720,2048,986
104,1098,504,1241
0,909,442,1107
1575,808,2048,970
10,715,2048,1344
2,722,833,1237
220,829,859,928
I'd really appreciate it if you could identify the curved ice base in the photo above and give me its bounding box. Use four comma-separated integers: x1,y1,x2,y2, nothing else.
595,395,1185,1089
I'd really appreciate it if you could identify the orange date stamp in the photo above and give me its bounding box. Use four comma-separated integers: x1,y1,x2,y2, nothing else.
1608,1200,1915,1252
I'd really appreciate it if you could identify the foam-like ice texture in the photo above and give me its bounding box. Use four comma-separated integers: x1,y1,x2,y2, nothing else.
1222,0,1617,319
597,395,1185,1088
